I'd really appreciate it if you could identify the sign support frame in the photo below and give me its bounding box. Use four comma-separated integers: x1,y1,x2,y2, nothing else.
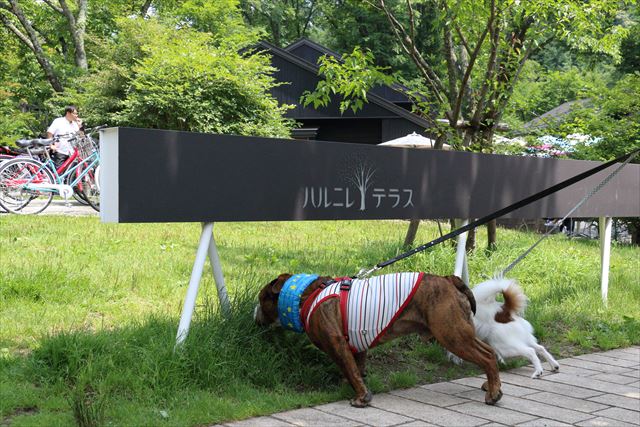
175,222,230,348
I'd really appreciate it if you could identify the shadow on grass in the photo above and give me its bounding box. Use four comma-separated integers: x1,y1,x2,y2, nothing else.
1,289,348,426
1,286,488,426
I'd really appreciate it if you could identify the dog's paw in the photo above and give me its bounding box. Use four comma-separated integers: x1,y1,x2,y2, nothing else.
350,390,372,408
485,388,503,405
531,370,543,379
551,365,559,372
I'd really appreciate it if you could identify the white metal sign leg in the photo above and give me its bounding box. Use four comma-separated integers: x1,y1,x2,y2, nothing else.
176,222,214,347
599,216,612,304
208,225,231,317
454,219,470,285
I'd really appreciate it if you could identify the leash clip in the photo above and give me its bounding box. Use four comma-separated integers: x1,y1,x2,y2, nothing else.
356,265,380,279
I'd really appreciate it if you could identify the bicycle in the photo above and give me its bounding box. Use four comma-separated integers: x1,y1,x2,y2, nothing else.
0,130,101,214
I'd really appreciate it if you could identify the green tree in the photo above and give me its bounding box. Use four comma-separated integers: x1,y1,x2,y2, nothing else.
317,0,442,78
239,0,321,47
302,0,630,249
78,18,293,137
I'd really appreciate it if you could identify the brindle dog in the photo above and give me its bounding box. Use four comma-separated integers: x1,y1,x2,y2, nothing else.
255,273,502,407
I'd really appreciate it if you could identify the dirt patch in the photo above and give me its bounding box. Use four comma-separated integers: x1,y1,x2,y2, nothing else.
1,407,39,426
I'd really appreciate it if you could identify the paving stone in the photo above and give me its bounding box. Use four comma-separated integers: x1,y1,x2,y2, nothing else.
396,421,437,427
448,401,537,425
596,350,640,363
560,358,630,374
620,369,640,379
224,416,293,426
589,372,639,385
575,416,639,426
628,380,639,389
422,382,475,395
452,376,538,397
591,407,640,424
272,408,361,426
548,364,603,378
507,365,581,378
391,387,469,407
575,353,640,368
522,391,609,413
614,347,640,356
542,365,602,378
542,373,640,398
370,393,487,426
498,373,602,399
587,393,640,411
479,395,594,424
315,400,413,426
515,418,572,426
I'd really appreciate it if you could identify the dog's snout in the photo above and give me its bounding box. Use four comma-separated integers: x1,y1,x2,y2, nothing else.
254,304,266,325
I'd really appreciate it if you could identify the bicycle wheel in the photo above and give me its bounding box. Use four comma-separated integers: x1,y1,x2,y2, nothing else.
0,158,55,214
79,164,100,211
66,164,89,205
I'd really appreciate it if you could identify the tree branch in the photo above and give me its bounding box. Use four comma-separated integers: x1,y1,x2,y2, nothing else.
452,2,494,127
377,0,448,107
0,11,34,50
469,0,500,130
41,0,63,14
454,24,471,56
3,0,64,92
140,0,153,17
406,0,416,44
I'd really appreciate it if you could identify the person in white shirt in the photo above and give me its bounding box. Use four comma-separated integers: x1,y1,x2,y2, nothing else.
47,105,83,170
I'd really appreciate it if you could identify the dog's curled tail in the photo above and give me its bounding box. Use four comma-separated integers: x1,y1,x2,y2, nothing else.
502,281,527,316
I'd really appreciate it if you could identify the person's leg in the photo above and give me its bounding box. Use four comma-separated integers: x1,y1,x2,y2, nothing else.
53,152,69,172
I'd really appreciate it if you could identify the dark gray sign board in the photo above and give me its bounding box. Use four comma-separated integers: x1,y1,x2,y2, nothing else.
100,127,639,223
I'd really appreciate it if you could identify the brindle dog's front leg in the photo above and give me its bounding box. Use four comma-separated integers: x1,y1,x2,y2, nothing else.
321,335,372,407
354,351,367,378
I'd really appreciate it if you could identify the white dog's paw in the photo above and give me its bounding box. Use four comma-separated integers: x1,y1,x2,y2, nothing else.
531,370,543,379
446,351,463,365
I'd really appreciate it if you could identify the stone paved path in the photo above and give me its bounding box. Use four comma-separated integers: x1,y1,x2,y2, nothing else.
0,198,98,216
221,346,639,427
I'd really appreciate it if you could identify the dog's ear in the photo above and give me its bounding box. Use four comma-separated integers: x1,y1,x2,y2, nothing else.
270,273,291,295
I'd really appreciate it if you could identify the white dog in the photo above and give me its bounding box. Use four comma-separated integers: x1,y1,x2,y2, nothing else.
451,278,560,378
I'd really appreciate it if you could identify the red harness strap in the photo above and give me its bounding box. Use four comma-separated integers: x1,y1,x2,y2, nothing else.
301,276,353,349
339,279,353,350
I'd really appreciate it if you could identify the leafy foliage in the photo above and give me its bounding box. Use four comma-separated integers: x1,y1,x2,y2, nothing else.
96,18,294,137
504,62,612,125
300,46,393,113
545,74,640,161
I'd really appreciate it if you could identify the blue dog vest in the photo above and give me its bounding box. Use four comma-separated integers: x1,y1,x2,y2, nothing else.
278,274,319,332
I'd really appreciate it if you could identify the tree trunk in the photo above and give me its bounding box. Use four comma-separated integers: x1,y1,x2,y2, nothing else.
403,219,420,247
465,227,476,251
487,219,497,251
59,0,88,70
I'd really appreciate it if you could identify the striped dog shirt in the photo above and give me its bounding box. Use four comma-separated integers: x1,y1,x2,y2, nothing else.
304,272,424,353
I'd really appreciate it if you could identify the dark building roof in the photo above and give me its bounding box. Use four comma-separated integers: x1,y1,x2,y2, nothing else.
259,39,432,144
523,99,592,131
284,38,414,106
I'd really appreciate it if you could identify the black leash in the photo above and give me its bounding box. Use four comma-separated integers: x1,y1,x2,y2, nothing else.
356,148,640,278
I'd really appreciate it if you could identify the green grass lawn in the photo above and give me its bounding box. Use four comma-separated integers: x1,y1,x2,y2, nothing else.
1,216,638,426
